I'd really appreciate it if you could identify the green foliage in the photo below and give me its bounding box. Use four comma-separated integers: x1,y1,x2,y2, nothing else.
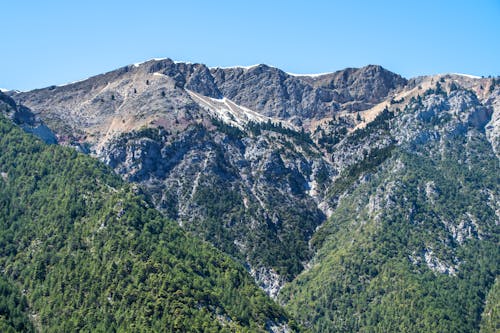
322,107,395,204
282,134,499,332
188,159,322,281
210,117,245,139
0,117,290,332
0,274,34,332
489,79,496,93
111,118,323,283
190,172,246,259
316,126,348,153
348,107,394,142
425,82,445,96
390,97,405,104
246,120,313,145
324,145,394,202
480,277,500,332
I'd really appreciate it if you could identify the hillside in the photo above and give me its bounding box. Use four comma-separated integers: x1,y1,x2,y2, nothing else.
0,115,293,332
280,89,499,332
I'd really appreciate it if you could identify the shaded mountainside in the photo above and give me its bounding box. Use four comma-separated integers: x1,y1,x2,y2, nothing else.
5,59,500,332
0,116,295,332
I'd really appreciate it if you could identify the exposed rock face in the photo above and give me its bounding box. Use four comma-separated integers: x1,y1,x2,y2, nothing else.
211,64,407,120
147,59,222,98
485,87,500,159
9,59,498,299
211,65,317,119
11,60,203,146
314,65,408,103
99,122,331,284
0,91,57,144
391,90,493,147
12,59,407,144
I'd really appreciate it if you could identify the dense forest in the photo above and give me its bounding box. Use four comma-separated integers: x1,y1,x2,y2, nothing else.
0,116,293,332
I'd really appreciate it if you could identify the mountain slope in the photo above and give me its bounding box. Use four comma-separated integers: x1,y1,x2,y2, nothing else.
480,277,500,333
211,64,407,121
280,89,499,332
11,60,355,291
11,59,406,147
0,91,56,144
98,117,331,294
0,115,294,332
0,274,34,333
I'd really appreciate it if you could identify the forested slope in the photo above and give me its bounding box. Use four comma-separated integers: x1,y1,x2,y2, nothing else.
281,90,500,332
0,116,293,332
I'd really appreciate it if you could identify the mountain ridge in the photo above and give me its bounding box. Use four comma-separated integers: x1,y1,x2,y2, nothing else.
3,57,499,332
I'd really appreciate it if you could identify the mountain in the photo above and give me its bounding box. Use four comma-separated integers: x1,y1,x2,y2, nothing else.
280,88,499,332
8,60,408,292
0,113,294,332
5,59,500,332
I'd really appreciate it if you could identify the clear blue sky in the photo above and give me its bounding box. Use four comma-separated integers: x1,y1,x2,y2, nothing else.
1,0,499,91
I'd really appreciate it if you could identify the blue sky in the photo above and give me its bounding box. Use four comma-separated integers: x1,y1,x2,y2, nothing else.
1,0,499,91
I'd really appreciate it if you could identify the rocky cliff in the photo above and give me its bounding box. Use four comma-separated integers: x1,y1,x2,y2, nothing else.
0,91,57,144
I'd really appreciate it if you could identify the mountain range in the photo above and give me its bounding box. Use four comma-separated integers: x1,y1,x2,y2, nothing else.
1,58,499,332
